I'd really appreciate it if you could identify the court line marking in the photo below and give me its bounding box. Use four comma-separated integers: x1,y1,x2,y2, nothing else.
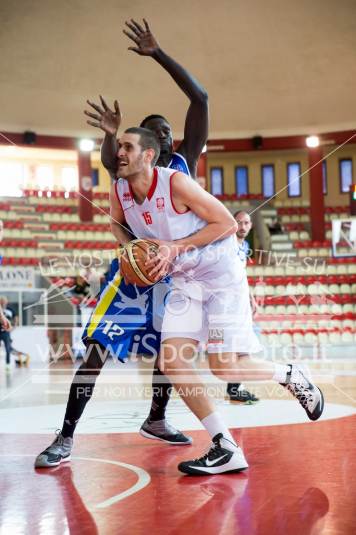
0,454,151,509
331,383,356,404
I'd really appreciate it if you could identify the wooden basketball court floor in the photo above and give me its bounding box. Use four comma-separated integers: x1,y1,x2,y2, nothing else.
0,353,355,534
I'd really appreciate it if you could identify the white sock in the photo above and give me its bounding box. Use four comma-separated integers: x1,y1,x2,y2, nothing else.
272,364,291,384
201,412,237,450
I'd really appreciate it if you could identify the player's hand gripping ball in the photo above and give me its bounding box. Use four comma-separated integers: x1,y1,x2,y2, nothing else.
119,239,159,287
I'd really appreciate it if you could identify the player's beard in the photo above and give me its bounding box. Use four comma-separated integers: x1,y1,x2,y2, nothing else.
119,153,145,180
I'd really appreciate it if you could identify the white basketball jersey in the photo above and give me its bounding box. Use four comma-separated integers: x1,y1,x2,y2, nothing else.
116,166,240,286
116,166,205,241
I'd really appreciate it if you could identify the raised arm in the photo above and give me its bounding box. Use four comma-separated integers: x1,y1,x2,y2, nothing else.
124,18,208,175
84,96,122,180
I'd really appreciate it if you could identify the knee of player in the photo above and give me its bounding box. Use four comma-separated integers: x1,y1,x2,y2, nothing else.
210,366,231,380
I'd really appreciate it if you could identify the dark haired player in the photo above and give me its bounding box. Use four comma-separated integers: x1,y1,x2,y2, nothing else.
35,18,208,467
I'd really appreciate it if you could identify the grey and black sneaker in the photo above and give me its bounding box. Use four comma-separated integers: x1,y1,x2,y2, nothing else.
281,365,324,421
178,433,248,476
35,431,73,468
140,418,192,445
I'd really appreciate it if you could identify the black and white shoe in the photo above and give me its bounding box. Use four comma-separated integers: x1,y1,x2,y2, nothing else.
35,431,73,468
227,383,259,403
282,365,324,421
178,433,248,475
140,418,192,445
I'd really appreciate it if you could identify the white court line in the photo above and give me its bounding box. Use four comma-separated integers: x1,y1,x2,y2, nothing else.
0,454,151,509
331,383,356,404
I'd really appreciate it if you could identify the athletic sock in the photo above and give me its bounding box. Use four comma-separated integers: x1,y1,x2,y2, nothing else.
61,369,99,438
201,412,238,451
61,341,106,438
147,365,173,422
272,364,292,384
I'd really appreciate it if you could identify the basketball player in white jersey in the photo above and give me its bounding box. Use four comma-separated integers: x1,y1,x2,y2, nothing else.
82,17,209,446
112,127,324,475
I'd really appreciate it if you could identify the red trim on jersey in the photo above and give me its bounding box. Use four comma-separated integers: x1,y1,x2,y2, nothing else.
114,180,126,220
147,168,158,201
170,171,190,214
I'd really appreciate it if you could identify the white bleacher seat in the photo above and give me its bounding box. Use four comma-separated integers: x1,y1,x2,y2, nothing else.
341,331,353,343
280,332,293,344
296,283,306,294
300,231,309,240
273,266,285,276
330,303,343,314
262,266,274,276
265,305,275,314
318,332,329,344
336,265,348,275
253,267,265,276
304,331,318,345
286,305,297,314
329,331,341,344
267,333,280,345
286,284,298,295
340,284,351,293
342,304,354,313
326,265,337,274
293,332,304,344
342,319,354,328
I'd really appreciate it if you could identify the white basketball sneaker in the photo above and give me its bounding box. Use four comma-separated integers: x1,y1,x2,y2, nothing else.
178,433,248,475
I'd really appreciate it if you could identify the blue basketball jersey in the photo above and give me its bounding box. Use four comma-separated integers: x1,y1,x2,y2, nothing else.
169,152,190,175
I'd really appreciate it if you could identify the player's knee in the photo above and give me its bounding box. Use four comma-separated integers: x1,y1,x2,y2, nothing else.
210,366,231,380
81,341,107,373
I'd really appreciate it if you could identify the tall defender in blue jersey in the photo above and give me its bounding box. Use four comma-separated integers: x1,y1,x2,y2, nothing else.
34,18,209,468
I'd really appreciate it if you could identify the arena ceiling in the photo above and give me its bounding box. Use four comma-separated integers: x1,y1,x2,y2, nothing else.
1,0,356,141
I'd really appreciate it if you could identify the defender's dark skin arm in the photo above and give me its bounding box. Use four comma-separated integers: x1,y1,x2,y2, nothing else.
84,96,121,180
124,18,209,176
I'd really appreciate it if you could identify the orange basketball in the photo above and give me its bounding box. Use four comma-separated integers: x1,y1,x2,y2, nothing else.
120,239,159,287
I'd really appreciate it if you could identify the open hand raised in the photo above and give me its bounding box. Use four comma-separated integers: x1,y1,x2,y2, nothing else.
84,96,121,136
123,18,159,56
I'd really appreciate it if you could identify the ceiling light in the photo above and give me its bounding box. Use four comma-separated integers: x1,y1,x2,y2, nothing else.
79,139,95,152
306,135,320,148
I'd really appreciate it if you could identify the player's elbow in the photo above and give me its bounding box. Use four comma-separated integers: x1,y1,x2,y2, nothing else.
110,220,118,236
199,88,209,103
194,88,208,105
222,217,238,237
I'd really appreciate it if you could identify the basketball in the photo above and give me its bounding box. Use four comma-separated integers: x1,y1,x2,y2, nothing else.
120,239,159,287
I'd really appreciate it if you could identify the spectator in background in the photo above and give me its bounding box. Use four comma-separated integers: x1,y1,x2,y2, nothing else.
0,296,13,371
227,211,259,404
196,176,206,190
268,216,284,235
0,219,3,265
71,276,90,303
